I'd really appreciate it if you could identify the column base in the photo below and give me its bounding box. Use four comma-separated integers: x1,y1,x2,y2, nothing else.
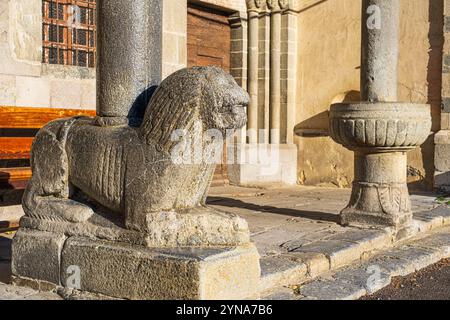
340,152,413,235
12,229,261,300
227,143,297,187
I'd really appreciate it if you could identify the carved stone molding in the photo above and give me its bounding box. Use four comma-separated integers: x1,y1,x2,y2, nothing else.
341,181,412,228
330,102,431,151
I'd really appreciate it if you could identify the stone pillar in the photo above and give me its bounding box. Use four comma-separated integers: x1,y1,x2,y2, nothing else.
258,4,271,143
268,0,282,144
229,12,248,144
435,0,450,192
96,0,162,125
280,2,298,144
329,0,431,237
361,0,399,102
246,0,260,143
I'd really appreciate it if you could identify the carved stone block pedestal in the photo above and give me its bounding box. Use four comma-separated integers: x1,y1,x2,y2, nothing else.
12,228,261,300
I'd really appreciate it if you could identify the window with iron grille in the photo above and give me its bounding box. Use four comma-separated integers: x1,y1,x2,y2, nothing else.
42,0,96,68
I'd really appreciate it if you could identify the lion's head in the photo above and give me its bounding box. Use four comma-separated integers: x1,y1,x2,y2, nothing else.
139,66,249,152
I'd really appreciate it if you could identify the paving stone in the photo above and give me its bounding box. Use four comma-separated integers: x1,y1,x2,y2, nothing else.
259,255,307,292
410,231,450,256
18,292,62,300
298,263,391,300
0,284,37,300
285,252,330,278
325,228,392,253
292,239,362,269
412,219,442,234
368,245,442,277
366,255,413,277
429,206,450,225
280,227,346,252
298,277,367,300
333,265,391,295
262,287,299,300
252,222,326,256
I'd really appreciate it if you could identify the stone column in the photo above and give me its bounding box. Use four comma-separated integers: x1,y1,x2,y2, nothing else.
268,0,282,144
96,0,162,125
259,3,271,143
361,0,399,102
246,0,261,143
229,12,248,144
329,0,431,237
435,0,450,192
280,2,298,144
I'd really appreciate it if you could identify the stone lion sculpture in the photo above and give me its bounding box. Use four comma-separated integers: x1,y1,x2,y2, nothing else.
22,67,250,246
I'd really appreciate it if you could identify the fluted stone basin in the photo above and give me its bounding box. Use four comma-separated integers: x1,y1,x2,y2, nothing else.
330,102,432,151
328,102,432,235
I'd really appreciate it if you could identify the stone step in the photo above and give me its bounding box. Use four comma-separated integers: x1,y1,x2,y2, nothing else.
262,225,450,300
259,206,450,295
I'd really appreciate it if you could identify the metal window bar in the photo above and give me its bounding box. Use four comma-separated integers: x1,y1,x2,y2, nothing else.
42,0,96,68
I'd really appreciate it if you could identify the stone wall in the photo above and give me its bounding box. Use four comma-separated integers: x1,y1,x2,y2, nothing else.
162,0,188,79
0,0,96,110
295,0,443,190
435,0,450,192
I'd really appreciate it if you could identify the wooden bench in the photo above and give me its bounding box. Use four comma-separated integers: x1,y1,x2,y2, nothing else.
0,106,96,206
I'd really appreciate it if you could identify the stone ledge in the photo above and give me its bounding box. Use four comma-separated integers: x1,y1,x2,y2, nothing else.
12,230,261,300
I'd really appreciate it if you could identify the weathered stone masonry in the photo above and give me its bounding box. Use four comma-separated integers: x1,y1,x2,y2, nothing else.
435,0,450,192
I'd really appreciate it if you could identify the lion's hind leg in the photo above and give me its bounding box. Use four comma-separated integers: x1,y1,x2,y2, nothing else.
22,117,94,223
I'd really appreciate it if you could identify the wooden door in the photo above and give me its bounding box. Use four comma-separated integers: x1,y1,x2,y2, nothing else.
187,3,231,186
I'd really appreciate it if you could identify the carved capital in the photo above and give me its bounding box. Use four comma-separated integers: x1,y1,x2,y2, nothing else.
271,0,301,13
266,0,281,12
246,0,263,12
279,0,289,10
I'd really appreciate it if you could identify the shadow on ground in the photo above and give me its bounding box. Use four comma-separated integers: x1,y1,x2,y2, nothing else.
207,196,340,224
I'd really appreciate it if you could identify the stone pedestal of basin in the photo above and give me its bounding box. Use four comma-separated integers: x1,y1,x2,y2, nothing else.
330,102,431,235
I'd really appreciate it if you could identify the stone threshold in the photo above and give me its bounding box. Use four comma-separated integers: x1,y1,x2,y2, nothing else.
261,222,450,300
